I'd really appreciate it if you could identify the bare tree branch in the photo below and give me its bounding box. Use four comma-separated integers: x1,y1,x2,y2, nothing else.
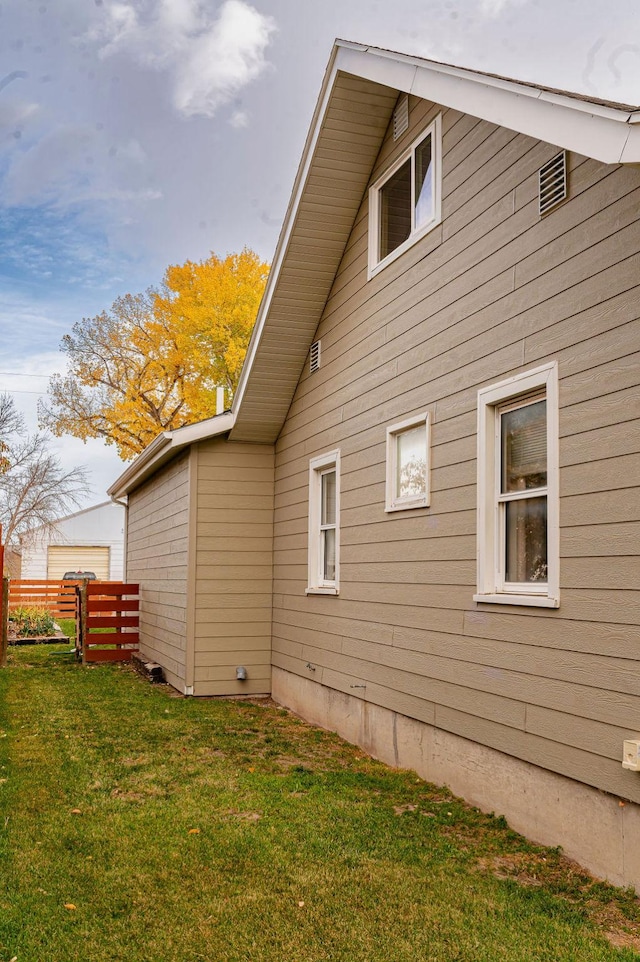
0,394,89,549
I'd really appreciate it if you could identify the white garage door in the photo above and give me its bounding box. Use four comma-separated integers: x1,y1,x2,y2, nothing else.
47,546,111,580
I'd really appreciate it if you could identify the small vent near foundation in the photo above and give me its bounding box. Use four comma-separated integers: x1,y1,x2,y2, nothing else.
393,94,409,141
310,340,321,374
539,151,567,216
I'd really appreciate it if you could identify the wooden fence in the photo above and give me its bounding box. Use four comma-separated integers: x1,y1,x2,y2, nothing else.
0,527,5,667
8,579,81,619
78,582,139,664
3,578,140,665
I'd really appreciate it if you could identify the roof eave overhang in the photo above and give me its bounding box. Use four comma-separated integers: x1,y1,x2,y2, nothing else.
229,43,387,444
107,411,234,500
336,43,640,164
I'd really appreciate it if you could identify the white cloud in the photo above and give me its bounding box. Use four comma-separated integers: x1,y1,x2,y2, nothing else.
0,99,41,154
91,0,276,118
2,124,161,214
4,126,97,206
172,1,276,117
95,1,139,56
0,99,40,131
478,0,525,17
229,109,249,129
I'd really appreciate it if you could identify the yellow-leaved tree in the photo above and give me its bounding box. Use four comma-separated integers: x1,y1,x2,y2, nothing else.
39,249,269,460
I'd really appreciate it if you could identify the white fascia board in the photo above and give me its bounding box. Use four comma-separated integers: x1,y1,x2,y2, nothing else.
620,126,640,163
414,70,632,164
336,45,419,94
413,70,631,163
340,44,638,165
107,412,234,499
168,411,234,448
107,432,170,500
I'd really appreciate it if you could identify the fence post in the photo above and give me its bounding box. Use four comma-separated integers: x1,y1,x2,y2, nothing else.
1,578,8,668
0,523,4,668
79,583,88,664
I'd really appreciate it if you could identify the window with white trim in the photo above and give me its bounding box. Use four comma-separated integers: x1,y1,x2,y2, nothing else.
307,450,340,595
386,413,430,511
368,115,442,278
474,363,559,608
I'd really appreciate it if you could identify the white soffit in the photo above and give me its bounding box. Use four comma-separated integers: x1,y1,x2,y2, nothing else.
230,55,398,443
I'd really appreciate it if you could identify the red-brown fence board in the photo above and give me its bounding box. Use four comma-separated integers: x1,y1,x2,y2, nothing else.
85,631,139,644
81,582,139,664
87,599,139,613
88,583,139,595
86,616,139,629
82,648,138,663
9,580,85,618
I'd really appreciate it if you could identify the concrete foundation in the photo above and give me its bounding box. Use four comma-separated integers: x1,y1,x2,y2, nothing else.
273,666,640,892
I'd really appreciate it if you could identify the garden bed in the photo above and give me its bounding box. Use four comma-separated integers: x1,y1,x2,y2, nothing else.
7,605,71,645
8,631,68,646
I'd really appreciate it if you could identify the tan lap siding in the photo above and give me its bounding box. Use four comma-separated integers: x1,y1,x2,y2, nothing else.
126,451,190,689
194,439,274,696
273,99,640,803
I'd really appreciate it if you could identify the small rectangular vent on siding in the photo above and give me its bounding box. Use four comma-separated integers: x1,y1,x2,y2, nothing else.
539,151,567,216
393,94,409,141
310,340,321,373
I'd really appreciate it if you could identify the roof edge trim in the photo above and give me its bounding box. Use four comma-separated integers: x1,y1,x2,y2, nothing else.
107,411,234,500
334,44,640,165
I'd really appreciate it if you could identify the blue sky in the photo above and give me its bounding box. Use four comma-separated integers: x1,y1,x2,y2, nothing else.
1,0,639,505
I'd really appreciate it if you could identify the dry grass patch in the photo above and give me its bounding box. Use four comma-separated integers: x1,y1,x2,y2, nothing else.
478,850,640,953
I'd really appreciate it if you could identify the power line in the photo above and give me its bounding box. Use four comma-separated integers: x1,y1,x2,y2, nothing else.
0,372,51,378
0,388,47,396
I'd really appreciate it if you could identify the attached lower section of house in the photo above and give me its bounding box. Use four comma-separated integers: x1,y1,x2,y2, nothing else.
109,42,640,891
125,435,274,696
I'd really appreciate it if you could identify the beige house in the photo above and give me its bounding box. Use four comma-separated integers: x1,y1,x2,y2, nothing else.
109,42,640,890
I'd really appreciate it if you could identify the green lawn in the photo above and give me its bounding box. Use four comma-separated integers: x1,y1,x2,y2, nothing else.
1,643,639,962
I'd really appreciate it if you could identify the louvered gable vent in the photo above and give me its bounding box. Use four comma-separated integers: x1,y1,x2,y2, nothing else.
310,340,321,373
393,94,409,141
539,151,567,216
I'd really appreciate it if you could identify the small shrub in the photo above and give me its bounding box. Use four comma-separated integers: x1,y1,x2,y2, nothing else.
9,606,57,638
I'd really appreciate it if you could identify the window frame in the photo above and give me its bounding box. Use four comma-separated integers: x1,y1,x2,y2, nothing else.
307,450,340,595
368,114,442,279
474,362,560,609
385,412,431,512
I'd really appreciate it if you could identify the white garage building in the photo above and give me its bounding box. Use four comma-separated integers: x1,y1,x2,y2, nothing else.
20,501,125,581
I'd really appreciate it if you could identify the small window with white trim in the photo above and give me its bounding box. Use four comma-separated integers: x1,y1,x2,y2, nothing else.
307,450,340,595
386,413,430,511
368,115,442,278
474,363,559,608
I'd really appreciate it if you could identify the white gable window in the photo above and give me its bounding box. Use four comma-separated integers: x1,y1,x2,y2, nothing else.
385,413,430,511
368,115,442,278
474,363,559,608
307,450,340,595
